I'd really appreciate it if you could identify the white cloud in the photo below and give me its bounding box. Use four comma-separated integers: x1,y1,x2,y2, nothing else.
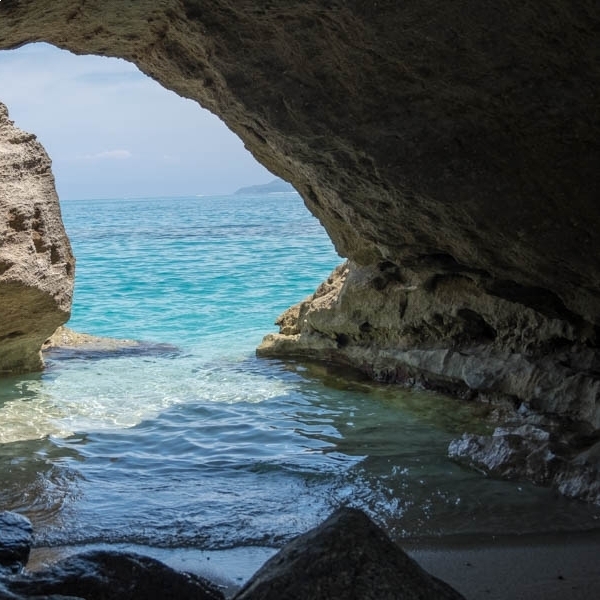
81,149,132,160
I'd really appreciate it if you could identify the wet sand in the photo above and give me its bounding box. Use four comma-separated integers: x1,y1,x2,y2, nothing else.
27,530,600,599
405,530,600,600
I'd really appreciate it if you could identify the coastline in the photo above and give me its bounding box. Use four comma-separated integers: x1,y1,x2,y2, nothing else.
26,529,600,600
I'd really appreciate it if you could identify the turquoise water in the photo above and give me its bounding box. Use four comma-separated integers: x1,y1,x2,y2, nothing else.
1,194,599,555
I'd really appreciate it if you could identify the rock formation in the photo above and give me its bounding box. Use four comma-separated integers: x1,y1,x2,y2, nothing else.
258,260,600,429
233,507,465,600
0,103,74,374
7,551,225,600
42,326,180,360
0,3,599,488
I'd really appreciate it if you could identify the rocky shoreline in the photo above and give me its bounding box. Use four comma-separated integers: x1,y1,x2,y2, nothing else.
258,261,600,504
4,510,600,600
0,103,74,375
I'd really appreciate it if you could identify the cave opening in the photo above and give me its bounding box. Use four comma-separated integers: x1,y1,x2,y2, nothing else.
1,12,600,597
0,42,341,342
0,42,274,200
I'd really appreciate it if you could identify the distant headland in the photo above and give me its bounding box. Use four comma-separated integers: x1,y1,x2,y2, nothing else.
234,178,296,195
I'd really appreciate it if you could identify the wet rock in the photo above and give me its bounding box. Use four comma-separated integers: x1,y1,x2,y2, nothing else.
234,507,465,600
260,260,600,503
449,421,600,505
42,326,180,361
448,426,559,485
7,551,224,600
0,103,74,375
259,261,600,429
554,441,600,504
0,512,33,574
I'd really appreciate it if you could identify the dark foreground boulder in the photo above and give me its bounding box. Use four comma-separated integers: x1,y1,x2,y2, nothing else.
6,551,224,600
0,512,33,574
234,507,465,600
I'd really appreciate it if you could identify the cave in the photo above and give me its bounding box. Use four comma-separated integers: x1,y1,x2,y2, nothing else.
0,0,598,419
1,1,600,597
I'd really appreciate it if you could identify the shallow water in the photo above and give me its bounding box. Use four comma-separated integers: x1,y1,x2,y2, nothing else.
1,194,599,556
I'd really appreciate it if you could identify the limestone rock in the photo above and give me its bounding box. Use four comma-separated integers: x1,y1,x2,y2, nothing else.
0,103,74,375
448,419,600,505
0,512,33,574
0,1,599,320
42,326,180,361
258,261,600,429
234,507,465,600
259,260,600,500
448,426,559,485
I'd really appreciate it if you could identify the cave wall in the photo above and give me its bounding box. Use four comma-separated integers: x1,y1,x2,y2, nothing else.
1,1,599,312
0,0,599,419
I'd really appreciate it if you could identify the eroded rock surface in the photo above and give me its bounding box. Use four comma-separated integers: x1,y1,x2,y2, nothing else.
1,2,598,318
0,103,74,375
448,409,600,505
258,260,600,500
42,326,180,361
258,261,600,428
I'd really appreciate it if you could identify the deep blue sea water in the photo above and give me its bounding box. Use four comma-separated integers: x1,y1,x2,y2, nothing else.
1,194,599,565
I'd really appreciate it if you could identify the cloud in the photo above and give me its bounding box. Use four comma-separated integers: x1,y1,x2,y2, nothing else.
81,149,132,160
0,42,275,199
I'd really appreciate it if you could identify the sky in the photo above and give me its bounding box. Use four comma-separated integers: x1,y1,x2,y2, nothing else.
0,43,274,200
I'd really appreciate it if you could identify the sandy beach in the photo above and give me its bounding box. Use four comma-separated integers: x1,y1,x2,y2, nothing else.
406,530,600,600
26,528,600,600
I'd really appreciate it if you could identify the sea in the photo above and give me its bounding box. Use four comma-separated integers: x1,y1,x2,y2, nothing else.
1,193,599,581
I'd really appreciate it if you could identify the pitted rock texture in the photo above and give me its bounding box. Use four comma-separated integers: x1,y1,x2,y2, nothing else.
0,3,599,417
0,103,74,375
448,415,600,505
0,2,599,315
258,259,600,501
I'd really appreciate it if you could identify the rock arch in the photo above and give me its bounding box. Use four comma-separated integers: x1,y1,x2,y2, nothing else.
1,1,599,432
